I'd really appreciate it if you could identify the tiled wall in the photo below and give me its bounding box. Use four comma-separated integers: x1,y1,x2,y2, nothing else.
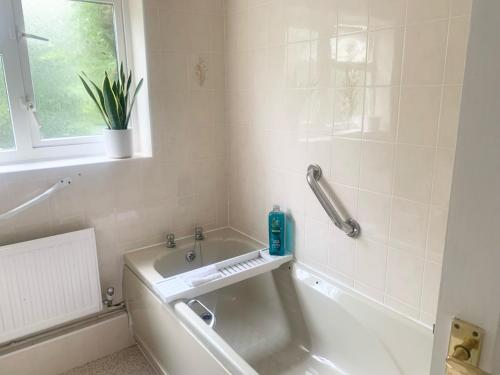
0,0,227,302
226,0,471,325
0,0,471,327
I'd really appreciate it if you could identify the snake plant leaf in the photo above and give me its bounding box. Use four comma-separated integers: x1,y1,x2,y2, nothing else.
111,79,125,125
79,75,111,128
125,78,143,127
80,63,143,130
126,73,132,93
103,74,121,129
120,63,126,93
82,72,110,127
88,80,108,124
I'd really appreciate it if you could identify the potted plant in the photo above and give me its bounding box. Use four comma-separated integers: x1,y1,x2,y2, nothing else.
80,63,143,159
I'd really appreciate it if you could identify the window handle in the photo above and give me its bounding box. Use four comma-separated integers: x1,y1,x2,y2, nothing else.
20,32,49,42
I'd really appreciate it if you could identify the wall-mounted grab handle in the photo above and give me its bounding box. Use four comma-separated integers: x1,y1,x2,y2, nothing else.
306,165,360,238
0,178,72,221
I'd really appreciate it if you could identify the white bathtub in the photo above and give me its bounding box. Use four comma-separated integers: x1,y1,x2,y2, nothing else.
123,228,433,375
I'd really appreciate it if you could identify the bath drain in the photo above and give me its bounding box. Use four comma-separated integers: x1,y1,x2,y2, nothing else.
185,251,196,262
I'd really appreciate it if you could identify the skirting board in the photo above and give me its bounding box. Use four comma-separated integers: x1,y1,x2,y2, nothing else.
0,312,134,375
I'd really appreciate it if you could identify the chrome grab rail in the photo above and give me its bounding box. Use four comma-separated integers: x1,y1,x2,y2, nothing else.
306,165,361,238
0,178,72,221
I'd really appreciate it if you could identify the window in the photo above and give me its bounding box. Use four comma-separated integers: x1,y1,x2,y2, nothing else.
0,0,128,163
0,56,15,151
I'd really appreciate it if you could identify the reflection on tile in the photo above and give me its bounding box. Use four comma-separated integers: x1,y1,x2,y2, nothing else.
366,28,404,86
287,41,312,88
286,0,313,43
336,33,368,87
338,0,369,34
363,87,399,142
309,88,335,133
311,0,339,40
334,88,365,138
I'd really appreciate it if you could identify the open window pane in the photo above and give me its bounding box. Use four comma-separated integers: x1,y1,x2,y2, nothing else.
21,0,118,140
0,55,15,151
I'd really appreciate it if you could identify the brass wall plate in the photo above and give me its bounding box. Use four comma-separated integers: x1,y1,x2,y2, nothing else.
448,318,485,367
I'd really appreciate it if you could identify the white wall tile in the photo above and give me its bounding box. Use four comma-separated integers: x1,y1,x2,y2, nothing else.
386,248,425,307
366,28,404,86
368,0,407,30
398,87,442,147
225,0,468,326
338,0,369,35
432,148,455,207
407,0,450,23
358,190,391,243
445,17,470,84
390,198,430,256
402,20,449,85
438,86,462,149
363,87,399,142
359,141,395,194
394,144,435,203
421,261,443,315
0,0,471,331
0,3,228,303
354,238,388,291
427,206,448,262
334,88,365,138
336,33,368,87
450,0,473,16
330,138,362,187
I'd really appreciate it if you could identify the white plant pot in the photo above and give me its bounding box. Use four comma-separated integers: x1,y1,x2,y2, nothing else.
104,129,133,159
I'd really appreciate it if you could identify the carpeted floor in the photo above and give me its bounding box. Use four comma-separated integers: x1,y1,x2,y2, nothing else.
60,345,158,375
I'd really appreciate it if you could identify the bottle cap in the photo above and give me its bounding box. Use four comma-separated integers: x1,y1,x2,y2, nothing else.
273,205,280,211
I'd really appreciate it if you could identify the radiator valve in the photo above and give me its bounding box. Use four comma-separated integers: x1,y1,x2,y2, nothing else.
104,287,115,307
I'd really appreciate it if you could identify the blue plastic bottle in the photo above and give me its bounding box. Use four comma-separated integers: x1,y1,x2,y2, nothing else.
268,205,286,256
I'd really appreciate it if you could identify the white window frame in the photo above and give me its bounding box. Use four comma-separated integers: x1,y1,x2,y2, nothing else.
0,0,129,164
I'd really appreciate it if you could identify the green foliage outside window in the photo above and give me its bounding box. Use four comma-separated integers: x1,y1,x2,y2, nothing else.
23,0,118,139
0,56,15,150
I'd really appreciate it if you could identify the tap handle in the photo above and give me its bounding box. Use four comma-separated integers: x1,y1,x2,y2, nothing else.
166,233,176,247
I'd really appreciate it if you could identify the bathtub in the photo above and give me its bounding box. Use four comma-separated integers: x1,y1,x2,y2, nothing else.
123,228,433,375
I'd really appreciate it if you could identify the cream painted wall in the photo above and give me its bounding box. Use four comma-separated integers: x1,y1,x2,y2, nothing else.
0,0,227,302
225,0,471,325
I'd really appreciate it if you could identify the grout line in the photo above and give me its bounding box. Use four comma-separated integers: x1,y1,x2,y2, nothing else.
383,0,409,303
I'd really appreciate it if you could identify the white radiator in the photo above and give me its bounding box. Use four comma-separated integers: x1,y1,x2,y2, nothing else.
0,229,102,344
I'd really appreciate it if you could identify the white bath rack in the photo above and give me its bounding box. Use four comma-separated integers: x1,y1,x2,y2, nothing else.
154,250,293,303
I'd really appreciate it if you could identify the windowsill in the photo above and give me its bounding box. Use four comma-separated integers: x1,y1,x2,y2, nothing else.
0,154,152,174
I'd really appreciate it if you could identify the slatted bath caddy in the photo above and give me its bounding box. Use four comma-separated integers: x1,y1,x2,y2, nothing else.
154,249,293,303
